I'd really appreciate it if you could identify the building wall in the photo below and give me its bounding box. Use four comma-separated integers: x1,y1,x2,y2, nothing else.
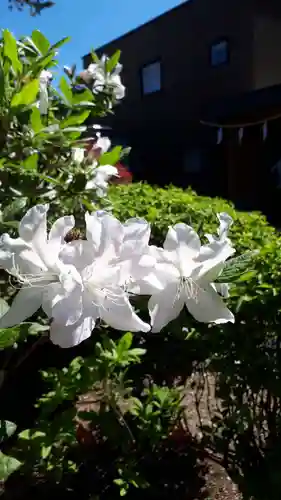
253,7,281,90
83,0,255,127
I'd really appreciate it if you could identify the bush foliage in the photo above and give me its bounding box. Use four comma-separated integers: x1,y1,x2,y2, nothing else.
110,182,281,499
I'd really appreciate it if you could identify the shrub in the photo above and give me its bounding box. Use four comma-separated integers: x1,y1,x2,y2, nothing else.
110,182,281,499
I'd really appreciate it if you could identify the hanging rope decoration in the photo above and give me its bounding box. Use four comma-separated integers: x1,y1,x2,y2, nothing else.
201,109,281,144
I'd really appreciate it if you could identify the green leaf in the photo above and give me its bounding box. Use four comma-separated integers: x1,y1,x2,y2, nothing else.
216,251,259,284
129,348,146,357
3,30,22,73
117,332,133,353
0,421,17,442
59,76,72,104
91,50,99,63
72,89,94,105
0,62,5,104
60,110,90,128
31,30,50,55
41,445,52,459
99,146,122,166
2,198,27,221
11,79,39,108
30,107,43,133
50,36,71,52
23,153,38,171
0,327,21,349
0,299,9,319
106,50,121,73
0,452,22,481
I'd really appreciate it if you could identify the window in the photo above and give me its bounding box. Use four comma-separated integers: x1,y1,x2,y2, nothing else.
211,40,229,67
141,60,161,95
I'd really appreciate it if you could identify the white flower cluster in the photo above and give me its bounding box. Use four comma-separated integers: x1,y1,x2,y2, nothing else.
0,206,235,348
72,135,118,197
85,55,125,101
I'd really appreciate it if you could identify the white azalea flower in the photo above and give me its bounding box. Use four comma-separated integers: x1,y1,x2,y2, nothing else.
205,212,233,245
72,147,85,165
93,136,111,156
39,70,53,115
86,55,125,101
117,218,157,293
0,204,77,330
86,164,119,197
146,219,235,332
44,211,150,347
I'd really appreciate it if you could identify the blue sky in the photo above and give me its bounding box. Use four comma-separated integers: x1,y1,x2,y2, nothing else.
1,0,186,71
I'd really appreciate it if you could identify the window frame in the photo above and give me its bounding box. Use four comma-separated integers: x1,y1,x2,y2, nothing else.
210,38,230,67
139,58,162,96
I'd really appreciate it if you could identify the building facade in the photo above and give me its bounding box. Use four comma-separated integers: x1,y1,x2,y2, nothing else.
83,0,281,220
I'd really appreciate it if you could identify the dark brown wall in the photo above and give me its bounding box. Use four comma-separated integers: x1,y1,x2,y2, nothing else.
84,0,255,131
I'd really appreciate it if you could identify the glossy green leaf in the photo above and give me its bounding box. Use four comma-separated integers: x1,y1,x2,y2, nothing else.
0,62,5,103
60,110,90,128
23,153,38,171
0,452,22,481
99,146,122,166
216,251,259,284
0,327,22,349
72,88,94,105
0,421,17,442
2,198,27,221
11,79,39,108
59,76,72,104
50,36,71,52
106,50,121,73
31,30,50,55
3,30,22,73
30,106,43,133
117,332,133,353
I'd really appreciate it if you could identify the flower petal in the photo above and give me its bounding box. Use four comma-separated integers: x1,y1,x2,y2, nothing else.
0,287,43,328
164,223,201,276
85,212,102,253
164,223,201,255
194,240,235,282
121,218,150,257
50,313,97,348
59,240,95,271
48,216,75,257
149,282,184,332
101,292,150,332
185,284,234,324
19,204,48,245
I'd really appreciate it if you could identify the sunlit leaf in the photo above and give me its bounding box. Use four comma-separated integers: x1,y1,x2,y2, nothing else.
59,76,72,104
3,30,22,73
0,421,17,442
60,110,90,128
11,79,39,108
30,107,43,133
2,198,27,221
31,30,50,55
23,153,38,171
106,50,121,73
99,146,122,166
0,327,21,349
0,452,22,481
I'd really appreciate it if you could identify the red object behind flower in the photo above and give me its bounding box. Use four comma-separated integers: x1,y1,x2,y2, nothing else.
111,162,132,184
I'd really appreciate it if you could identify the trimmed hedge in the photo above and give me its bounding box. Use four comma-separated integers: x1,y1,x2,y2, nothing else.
109,182,281,498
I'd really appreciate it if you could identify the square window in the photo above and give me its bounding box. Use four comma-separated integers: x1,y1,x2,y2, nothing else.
211,40,229,66
141,60,161,95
